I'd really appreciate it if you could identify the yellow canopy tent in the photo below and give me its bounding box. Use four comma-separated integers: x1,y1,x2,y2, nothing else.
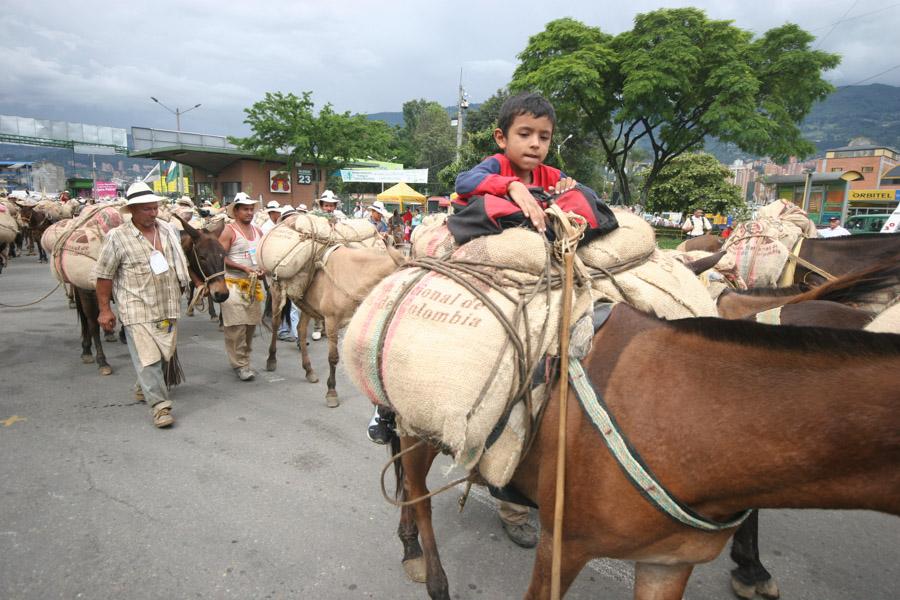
377,182,426,212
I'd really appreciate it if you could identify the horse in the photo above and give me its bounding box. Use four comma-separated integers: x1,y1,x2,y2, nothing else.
72,218,229,375
265,240,406,407
716,259,900,321
390,303,900,599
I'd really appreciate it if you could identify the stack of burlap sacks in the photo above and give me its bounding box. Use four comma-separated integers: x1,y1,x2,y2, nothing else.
0,199,19,244
721,199,818,288
345,208,716,487
258,213,379,301
42,202,125,290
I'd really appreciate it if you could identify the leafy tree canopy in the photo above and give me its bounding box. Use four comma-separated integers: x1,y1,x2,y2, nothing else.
512,9,839,205
231,91,394,196
646,152,742,215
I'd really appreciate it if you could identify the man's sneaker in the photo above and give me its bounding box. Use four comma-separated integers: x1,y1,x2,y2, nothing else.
311,331,322,341
367,409,394,445
234,367,255,381
501,521,538,548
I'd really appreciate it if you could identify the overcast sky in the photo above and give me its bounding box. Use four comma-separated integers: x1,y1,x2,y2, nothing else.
3,0,899,138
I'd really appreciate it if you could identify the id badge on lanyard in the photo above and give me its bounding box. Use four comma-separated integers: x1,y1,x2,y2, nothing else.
149,250,169,274
248,247,258,266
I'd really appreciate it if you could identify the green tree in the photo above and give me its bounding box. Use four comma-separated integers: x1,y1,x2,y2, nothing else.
646,152,742,214
512,10,839,205
232,91,395,197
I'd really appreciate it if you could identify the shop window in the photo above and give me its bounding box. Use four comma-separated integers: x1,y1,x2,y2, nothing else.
221,182,241,203
862,166,874,173
830,167,843,172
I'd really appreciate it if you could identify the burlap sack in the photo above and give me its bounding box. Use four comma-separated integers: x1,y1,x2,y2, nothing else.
864,301,900,333
35,199,64,221
577,208,655,270
591,249,718,318
411,220,456,259
0,204,18,243
259,214,379,282
663,249,745,300
52,205,124,289
343,226,592,487
722,217,804,288
758,198,818,238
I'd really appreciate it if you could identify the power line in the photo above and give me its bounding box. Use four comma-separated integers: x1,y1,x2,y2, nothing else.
809,2,900,31
848,63,900,85
814,0,860,49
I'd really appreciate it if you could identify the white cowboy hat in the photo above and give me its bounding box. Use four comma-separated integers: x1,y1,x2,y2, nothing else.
368,200,390,219
175,195,194,207
233,192,256,205
280,205,297,217
295,203,308,212
319,190,339,204
265,200,281,210
9,190,28,200
124,182,164,206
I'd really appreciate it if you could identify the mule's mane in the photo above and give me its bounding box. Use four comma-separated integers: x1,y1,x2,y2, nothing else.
726,285,806,297
663,316,900,357
788,259,900,305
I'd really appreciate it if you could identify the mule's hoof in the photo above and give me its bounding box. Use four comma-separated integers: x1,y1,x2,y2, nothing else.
81,355,95,364
210,315,219,322
402,557,427,583
98,365,113,376
186,309,195,317
104,333,118,343
325,392,339,408
265,359,277,372
306,373,319,384
757,578,780,600
731,577,757,600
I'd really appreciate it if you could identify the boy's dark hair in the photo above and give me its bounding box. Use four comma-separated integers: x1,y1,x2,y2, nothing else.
497,92,557,135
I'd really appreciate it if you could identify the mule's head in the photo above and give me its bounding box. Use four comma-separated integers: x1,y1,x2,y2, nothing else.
178,216,229,303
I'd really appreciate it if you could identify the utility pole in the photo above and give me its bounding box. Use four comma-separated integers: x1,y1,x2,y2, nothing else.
455,69,469,162
150,97,202,195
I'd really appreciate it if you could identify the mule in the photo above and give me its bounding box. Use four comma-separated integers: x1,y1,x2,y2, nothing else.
72,219,228,375
391,304,900,599
266,241,405,407
717,259,900,320
677,233,722,252
789,232,900,286
22,207,55,263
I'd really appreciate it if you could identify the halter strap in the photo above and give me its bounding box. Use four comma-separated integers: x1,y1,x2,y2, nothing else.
191,244,225,284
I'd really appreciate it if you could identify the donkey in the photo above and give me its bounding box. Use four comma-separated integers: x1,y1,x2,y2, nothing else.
266,240,406,407
390,304,900,599
73,219,228,375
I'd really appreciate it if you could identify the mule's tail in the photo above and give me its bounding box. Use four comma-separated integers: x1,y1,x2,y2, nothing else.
391,434,404,501
163,349,185,389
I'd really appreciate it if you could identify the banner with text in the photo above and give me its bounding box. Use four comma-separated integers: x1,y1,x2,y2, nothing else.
94,181,117,198
340,169,428,184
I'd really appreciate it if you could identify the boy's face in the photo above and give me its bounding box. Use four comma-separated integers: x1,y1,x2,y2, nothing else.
494,113,554,177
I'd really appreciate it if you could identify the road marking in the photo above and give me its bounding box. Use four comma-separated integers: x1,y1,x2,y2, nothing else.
1,415,27,427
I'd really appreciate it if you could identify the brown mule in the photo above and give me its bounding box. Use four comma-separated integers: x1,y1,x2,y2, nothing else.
266,240,406,406
394,304,900,599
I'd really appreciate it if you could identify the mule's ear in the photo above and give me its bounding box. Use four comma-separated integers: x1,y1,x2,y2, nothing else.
175,214,200,240
179,229,194,249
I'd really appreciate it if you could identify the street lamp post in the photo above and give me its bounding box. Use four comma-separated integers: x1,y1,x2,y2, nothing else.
556,134,574,170
150,97,202,195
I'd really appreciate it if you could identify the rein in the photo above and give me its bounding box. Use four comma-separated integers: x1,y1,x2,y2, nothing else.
186,243,225,314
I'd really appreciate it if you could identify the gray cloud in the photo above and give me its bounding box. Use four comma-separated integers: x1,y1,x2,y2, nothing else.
2,0,898,137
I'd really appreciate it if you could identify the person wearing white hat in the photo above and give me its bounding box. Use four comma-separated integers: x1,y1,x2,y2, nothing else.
218,192,264,381
367,201,390,234
261,200,282,236
313,190,347,220
94,181,191,428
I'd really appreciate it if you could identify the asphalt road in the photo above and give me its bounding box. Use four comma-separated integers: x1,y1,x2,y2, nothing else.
1,257,898,600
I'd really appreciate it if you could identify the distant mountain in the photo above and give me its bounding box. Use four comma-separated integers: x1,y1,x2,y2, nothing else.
368,85,900,163
367,104,483,128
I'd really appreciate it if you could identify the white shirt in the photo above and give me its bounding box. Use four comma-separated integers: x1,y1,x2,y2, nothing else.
818,226,850,238
685,215,712,237
260,219,278,235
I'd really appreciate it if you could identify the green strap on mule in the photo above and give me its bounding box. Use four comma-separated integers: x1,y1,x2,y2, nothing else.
570,359,751,532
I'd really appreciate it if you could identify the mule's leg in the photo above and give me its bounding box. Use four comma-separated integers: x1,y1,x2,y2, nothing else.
208,296,217,319
401,437,449,600
266,293,281,372
522,533,588,600
730,511,779,599
84,291,112,376
324,318,339,407
66,284,76,309
75,291,94,364
187,283,196,316
394,437,426,583
297,312,318,383
632,562,694,600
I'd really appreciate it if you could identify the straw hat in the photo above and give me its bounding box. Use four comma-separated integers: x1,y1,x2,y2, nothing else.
125,182,164,206
233,192,256,205
175,195,194,207
296,203,308,212
265,200,281,211
368,200,390,219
